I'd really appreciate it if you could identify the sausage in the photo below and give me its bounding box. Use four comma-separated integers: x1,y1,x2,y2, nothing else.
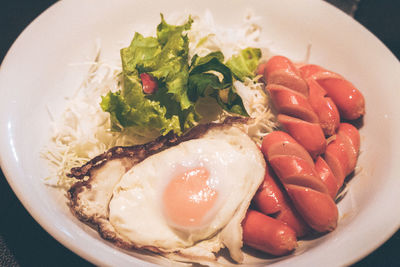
266,84,319,123
299,64,326,79
269,155,328,194
337,123,360,173
315,156,339,199
261,131,314,166
324,136,349,187
299,64,341,80
307,78,340,136
324,123,360,188
253,164,310,237
256,62,268,83
257,62,268,77
317,78,365,120
299,64,365,120
242,209,297,256
264,56,327,158
278,114,326,159
259,57,363,235
285,185,338,232
264,55,308,96
337,123,360,151
262,131,338,233
253,166,281,215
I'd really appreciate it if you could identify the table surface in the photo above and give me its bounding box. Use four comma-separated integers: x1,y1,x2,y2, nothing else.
1,0,399,266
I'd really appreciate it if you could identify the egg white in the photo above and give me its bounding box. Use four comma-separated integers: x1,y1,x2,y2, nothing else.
108,127,265,262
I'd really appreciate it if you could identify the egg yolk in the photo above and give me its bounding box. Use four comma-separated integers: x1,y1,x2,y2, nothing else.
163,167,217,228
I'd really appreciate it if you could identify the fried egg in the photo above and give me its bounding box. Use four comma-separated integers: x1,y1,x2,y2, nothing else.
108,126,265,262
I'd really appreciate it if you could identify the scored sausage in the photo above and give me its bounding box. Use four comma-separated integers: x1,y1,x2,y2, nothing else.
278,114,326,159
315,156,339,199
253,163,310,237
242,209,297,256
261,131,314,166
267,84,319,123
324,123,361,189
259,56,364,234
306,78,340,136
264,56,327,158
264,55,308,96
299,64,365,120
318,78,365,120
337,123,361,169
262,131,338,232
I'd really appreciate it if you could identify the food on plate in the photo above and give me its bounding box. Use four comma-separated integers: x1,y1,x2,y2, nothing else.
252,163,310,237
242,209,297,256
100,14,260,137
68,119,266,263
299,64,365,120
42,11,274,190
315,156,340,199
264,56,327,159
324,123,361,187
306,78,340,135
263,55,309,97
43,10,366,266
257,55,364,234
277,114,326,159
261,131,338,233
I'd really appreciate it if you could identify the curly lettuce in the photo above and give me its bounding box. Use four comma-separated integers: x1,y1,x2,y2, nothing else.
101,15,194,136
226,47,262,82
101,15,261,137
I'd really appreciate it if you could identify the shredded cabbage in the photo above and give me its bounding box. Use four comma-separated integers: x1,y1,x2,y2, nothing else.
42,10,276,189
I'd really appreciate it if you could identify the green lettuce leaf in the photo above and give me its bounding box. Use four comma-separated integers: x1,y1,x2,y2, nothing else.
100,91,181,137
101,15,261,138
101,15,195,136
226,48,262,81
188,52,248,116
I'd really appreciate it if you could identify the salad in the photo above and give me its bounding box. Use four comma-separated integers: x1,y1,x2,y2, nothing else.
43,11,275,189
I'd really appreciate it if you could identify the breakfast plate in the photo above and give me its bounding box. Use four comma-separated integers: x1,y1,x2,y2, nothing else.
0,0,399,266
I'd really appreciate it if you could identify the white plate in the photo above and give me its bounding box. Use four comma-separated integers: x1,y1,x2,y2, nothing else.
0,0,399,266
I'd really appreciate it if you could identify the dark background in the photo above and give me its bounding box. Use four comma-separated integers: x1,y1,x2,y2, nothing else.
0,0,399,266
